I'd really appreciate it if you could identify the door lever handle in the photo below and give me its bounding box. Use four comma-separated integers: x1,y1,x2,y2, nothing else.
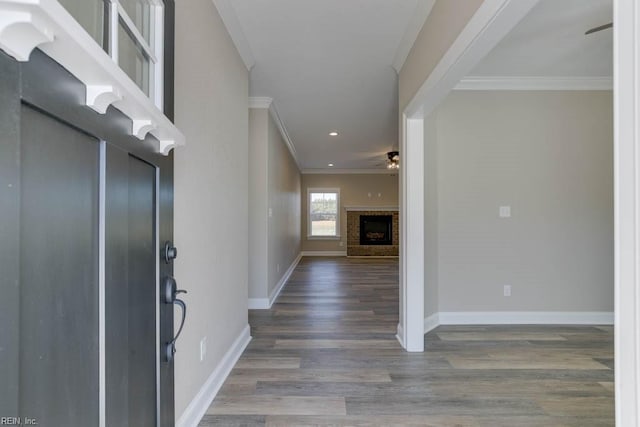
165,297,187,362
163,276,188,362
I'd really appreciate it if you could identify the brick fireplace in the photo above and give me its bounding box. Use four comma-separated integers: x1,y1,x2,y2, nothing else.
346,208,399,256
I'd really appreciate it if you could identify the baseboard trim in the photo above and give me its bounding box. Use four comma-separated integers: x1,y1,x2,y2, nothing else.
247,298,269,309
426,311,614,331
423,312,440,333
395,323,405,348
301,251,347,257
346,255,399,259
176,325,251,427
267,253,302,306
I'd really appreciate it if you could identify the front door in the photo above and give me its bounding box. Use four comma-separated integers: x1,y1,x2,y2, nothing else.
0,49,176,426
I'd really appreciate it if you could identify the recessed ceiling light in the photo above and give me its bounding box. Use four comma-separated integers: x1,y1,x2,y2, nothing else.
328,163,334,167
329,132,339,136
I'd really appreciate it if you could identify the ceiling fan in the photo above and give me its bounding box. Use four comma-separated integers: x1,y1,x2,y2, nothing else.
585,22,613,35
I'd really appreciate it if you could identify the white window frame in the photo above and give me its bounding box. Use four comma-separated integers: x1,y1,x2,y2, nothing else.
307,188,341,239
106,0,164,108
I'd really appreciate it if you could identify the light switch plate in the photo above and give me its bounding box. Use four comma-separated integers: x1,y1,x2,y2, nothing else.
499,206,511,218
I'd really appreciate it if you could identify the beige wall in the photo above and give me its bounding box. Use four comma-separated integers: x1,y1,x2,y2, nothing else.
248,108,302,300
399,0,483,111
267,112,301,295
433,91,613,313
174,0,249,419
301,174,399,252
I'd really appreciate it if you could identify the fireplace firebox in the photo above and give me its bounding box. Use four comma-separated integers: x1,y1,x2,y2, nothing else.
359,215,393,245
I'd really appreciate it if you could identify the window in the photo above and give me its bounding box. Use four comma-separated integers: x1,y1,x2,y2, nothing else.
308,189,340,238
58,0,164,106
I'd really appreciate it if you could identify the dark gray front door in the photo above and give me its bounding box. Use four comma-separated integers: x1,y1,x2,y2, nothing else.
0,50,175,426
19,104,101,426
105,147,160,426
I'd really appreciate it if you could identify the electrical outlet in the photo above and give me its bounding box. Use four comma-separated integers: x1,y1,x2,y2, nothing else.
339,241,344,247
499,206,511,218
200,337,207,361
503,285,511,297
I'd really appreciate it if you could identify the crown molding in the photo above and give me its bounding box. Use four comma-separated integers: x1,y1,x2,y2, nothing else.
0,0,185,155
392,0,436,73
301,168,398,175
212,0,255,71
248,96,300,169
248,96,272,109
455,76,613,91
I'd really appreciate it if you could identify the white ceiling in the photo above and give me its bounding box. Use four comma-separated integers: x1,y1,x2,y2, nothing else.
227,0,431,171
222,0,613,171
470,0,612,78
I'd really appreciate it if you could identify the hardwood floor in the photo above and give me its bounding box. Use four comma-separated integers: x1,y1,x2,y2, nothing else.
200,257,614,426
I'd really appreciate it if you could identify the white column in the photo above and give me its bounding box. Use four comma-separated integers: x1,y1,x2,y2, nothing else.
614,0,640,425
399,115,425,352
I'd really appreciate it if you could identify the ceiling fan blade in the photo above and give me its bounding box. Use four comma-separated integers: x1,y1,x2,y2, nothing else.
585,22,613,35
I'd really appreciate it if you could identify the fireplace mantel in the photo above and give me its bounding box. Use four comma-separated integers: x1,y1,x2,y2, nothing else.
344,206,399,212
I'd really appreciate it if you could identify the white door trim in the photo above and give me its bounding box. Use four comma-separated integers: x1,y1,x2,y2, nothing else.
614,0,640,424
398,0,539,352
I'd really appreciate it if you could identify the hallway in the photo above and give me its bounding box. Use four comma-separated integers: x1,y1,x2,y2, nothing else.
201,257,614,426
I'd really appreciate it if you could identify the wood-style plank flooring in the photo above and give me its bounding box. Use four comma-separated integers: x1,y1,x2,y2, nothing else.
201,257,614,426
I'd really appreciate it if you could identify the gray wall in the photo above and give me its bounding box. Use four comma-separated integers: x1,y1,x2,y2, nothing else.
426,91,613,313
174,0,249,418
424,113,439,318
267,113,302,296
248,107,302,301
248,109,269,299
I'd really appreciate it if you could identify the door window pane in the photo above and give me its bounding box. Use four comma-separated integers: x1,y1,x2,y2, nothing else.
58,0,105,49
118,21,150,95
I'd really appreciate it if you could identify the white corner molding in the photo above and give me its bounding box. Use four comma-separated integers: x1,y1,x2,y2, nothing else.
0,0,185,155
212,0,255,71
392,0,435,73
176,325,251,427
455,76,613,91
344,206,399,212
249,96,301,169
249,96,273,109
